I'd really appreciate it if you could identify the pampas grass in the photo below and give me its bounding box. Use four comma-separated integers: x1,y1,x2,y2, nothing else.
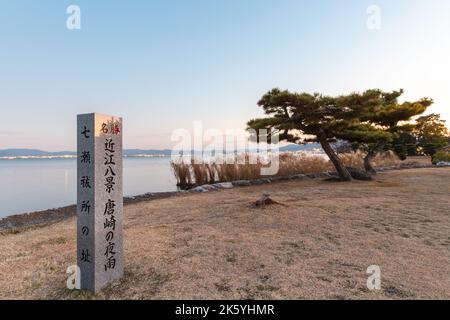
171,151,400,189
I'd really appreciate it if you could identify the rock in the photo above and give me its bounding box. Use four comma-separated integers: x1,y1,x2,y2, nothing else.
289,174,307,180
199,184,219,191
250,179,271,185
269,176,284,182
215,182,234,189
314,172,333,178
400,162,419,168
232,180,251,187
189,186,208,193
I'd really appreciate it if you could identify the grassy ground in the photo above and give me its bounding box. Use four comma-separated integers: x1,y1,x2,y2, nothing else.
1,166,449,300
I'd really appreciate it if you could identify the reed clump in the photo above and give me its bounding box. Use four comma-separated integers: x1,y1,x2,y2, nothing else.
171,151,400,189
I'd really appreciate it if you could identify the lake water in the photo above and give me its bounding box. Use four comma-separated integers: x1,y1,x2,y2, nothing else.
0,157,177,218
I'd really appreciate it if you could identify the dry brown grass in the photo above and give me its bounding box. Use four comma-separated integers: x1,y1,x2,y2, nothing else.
277,153,331,176
172,151,401,188
340,151,400,168
1,167,449,300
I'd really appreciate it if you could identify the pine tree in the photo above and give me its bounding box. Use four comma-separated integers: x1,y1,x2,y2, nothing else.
338,90,432,173
247,89,385,181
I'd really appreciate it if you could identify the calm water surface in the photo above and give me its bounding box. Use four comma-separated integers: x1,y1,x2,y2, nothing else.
0,158,177,217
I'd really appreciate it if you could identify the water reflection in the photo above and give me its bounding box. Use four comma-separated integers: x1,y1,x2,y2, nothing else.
0,157,176,217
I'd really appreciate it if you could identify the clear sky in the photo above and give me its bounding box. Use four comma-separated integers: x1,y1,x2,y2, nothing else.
1,0,449,151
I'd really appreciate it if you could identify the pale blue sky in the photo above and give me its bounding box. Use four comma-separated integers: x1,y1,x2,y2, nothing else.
1,0,449,150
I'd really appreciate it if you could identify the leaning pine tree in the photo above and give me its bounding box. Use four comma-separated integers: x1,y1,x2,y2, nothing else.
247,89,386,181
337,89,432,173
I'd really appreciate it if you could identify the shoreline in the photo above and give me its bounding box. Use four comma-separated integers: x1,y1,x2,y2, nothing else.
0,161,439,233
0,154,173,160
0,191,182,233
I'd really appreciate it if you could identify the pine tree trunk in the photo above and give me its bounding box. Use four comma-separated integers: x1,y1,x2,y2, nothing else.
364,143,386,174
319,137,353,181
364,153,377,174
364,150,377,174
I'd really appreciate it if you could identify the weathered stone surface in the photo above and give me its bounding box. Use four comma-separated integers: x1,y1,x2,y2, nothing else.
77,113,123,293
199,184,218,191
268,176,283,182
189,186,208,193
232,180,251,187
219,182,234,188
215,182,234,189
249,179,267,185
288,174,302,180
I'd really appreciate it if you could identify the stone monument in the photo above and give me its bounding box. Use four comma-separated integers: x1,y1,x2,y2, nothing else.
77,113,123,292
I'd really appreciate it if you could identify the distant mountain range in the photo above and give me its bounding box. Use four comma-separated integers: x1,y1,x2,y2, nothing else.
0,149,77,157
0,148,171,157
279,143,321,152
0,144,322,158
